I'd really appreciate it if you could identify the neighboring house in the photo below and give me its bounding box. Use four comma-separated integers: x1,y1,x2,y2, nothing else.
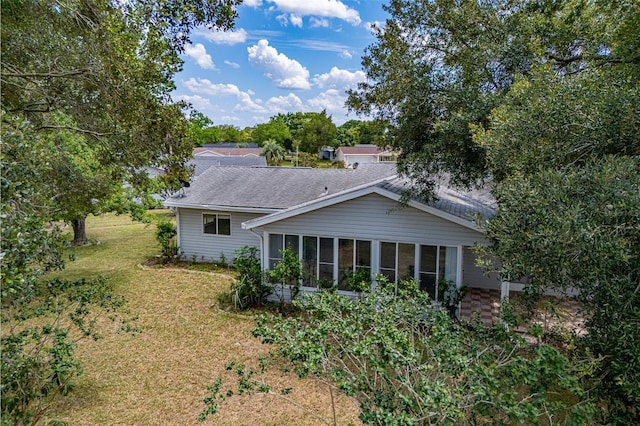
188,156,266,177
193,147,263,157
335,144,397,167
200,143,259,148
164,164,514,305
318,146,335,161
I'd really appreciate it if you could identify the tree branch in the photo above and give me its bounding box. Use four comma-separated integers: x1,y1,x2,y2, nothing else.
35,125,111,138
1,68,93,79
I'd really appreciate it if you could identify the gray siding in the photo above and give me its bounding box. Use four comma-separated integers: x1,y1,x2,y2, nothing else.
261,194,497,293
262,194,484,246
177,208,263,262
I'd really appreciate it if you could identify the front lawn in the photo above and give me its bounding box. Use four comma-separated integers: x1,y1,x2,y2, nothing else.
47,213,360,425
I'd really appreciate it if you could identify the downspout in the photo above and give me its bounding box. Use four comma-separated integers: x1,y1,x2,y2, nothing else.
248,228,264,271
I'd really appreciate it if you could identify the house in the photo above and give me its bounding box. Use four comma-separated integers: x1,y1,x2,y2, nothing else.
193,147,263,157
318,146,335,161
335,144,397,167
188,155,266,177
200,143,259,148
164,164,514,305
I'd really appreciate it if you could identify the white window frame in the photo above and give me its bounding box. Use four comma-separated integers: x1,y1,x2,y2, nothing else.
202,213,231,236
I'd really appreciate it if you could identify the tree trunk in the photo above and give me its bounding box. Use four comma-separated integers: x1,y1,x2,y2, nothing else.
71,217,88,246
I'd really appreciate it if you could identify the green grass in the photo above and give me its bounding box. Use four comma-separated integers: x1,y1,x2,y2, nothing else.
46,213,360,426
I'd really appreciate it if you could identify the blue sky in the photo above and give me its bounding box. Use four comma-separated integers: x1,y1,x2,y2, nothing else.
173,0,390,129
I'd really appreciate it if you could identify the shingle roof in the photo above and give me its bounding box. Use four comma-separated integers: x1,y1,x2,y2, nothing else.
166,163,495,225
165,163,397,210
201,143,259,148
193,147,263,156
377,177,496,222
188,156,267,177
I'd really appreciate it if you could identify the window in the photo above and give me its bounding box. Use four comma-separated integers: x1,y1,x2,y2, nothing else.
379,242,415,284
203,214,231,236
419,245,458,301
268,234,299,269
338,239,372,291
319,237,334,281
302,236,318,287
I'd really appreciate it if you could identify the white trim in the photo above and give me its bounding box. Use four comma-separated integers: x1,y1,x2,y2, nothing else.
242,182,483,233
164,203,279,214
202,212,232,237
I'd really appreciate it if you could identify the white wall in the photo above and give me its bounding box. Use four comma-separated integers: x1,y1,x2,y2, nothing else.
263,193,484,246
260,193,495,289
177,208,264,263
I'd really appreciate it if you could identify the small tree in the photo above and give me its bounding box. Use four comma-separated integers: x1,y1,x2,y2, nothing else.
265,248,302,304
261,139,286,166
297,152,318,168
155,219,178,261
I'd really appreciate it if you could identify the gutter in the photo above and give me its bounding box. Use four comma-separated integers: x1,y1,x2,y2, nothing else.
162,202,280,214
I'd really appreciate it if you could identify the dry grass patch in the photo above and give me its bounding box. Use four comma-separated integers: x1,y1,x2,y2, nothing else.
47,213,361,425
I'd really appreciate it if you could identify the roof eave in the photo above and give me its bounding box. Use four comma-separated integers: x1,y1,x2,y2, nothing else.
163,201,280,214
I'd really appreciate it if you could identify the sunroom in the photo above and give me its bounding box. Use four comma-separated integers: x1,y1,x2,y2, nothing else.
265,231,462,302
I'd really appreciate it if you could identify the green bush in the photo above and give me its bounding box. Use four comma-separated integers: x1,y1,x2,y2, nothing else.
344,268,372,293
230,246,271,310
155,219,178,260
265,248,302,304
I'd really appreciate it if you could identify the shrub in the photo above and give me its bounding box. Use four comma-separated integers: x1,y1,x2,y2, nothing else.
265,248,302,304
230,246,271,310
155,219,178,260
344,268,372,293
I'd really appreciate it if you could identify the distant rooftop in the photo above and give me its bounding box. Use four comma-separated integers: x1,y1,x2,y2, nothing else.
200,143,259,148
188,156,267,177
193,147,263,157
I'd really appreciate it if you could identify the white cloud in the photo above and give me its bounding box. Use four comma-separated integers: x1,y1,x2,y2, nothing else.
183,77,269,115
252,115,270,125
306,88,347,114
194,27,248,45
224,60,240,69
267,0,361,25
339,49,352,59
276,14,289,26
234,91,268,113
290,14,303,27
265,93,304,112
184,78,241,96
220,115,241,122
174,94,212,111
247,39,311,90
310,17,329,28
296,39,350,53
242,0,262,7
312,67,366,90
184,43,215,69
